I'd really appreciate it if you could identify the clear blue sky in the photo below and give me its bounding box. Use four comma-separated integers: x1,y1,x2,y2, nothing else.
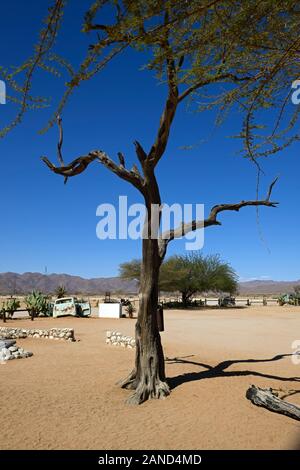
0,1,299,281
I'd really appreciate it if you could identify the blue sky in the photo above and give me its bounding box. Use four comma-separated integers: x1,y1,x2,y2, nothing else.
0,1,299,281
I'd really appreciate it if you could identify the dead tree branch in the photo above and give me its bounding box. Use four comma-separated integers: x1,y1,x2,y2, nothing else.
158,178,279,258
178,73,255,103
148,18,179,167
42,149,145,193
246,385,300,421
41,153,98,178
42,114,145,191
56,114,64,166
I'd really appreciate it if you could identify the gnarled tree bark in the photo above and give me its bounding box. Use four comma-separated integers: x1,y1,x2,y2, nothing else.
117,152,171,403
119,237,170,404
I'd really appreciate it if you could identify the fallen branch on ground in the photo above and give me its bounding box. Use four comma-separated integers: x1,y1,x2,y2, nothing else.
246,385,300,421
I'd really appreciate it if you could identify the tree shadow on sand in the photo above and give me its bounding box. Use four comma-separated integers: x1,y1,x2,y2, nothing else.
166,353,300,389
166,354,300,449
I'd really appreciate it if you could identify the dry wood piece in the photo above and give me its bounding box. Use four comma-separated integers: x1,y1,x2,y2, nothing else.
246,385,300,421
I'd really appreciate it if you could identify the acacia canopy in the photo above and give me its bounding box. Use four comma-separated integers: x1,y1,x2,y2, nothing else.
1,0,300,164
120,254,238,306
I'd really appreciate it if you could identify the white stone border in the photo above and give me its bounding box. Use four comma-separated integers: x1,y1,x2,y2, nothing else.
0,327,75,342
106,331,136,348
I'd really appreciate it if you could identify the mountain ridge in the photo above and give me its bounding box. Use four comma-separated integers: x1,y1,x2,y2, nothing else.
0,272,299,295
0,272,139,295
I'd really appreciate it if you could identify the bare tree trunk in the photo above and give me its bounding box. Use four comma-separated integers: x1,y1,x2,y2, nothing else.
181,292,187,307
181,291,193,308
119,237,170,404
119,170,170,404
181,291,195,308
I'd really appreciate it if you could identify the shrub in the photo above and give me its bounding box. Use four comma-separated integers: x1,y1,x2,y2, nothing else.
25,291,49,321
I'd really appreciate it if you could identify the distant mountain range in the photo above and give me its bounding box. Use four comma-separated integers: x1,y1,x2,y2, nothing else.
0,272,139,295
238,279,300,295
0,272,299,296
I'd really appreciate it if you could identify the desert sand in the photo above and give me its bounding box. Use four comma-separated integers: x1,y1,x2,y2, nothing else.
1,305,300,450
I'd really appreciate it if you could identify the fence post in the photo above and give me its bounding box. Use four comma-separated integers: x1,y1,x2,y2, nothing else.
156,305,164,332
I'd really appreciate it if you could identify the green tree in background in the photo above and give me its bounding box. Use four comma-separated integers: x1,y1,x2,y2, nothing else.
161,254,238,306
120,254,238,307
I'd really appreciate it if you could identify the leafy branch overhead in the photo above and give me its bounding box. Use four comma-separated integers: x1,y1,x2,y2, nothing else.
1,1,300,159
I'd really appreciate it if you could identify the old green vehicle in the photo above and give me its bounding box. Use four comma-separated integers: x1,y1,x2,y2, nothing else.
49,297,91,318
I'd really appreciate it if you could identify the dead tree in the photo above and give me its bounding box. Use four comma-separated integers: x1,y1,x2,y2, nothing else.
9,1,291,404
42,101,278,405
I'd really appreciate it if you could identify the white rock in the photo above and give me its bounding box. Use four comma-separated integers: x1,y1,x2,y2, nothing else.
2,348,11,357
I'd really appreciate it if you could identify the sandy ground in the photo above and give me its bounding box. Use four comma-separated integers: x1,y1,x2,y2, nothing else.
1,305,300,450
